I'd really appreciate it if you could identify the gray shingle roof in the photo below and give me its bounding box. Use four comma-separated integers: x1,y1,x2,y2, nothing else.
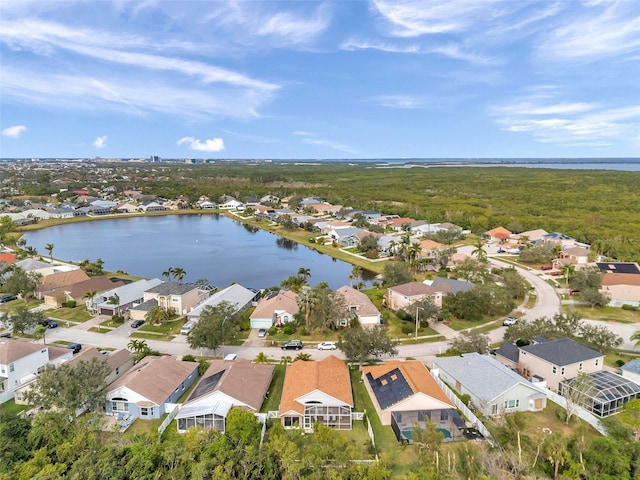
520,338,602,366
145,282,197,296
621,360,640,374
494,343,520,363
433,353,545,403
430,277,474,294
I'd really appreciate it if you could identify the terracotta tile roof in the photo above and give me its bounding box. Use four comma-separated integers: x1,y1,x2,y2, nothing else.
388,281,440,297
251,290,299,320
0,252,17,263
37,269,90,293
363,361,452,407
188,359,274,411
280,356,353,415
602,273,640,286
108,356,197,405
486,226,512,238
335,286,380,316
0,338,44,364
419,239,446,250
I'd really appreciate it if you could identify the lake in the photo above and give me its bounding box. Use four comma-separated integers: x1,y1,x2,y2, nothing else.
23,215,376,290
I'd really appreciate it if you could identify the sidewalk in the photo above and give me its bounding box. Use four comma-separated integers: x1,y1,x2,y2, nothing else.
430,321,460,340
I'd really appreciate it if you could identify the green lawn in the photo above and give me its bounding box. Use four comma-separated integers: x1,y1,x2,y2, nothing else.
448,318,497,331
524,294,537,309
130,332,175,341
48,307,93,322
564,305,640,323
349,367,421,477
0,398,30,416
261,364,286,413
125,415,166,436
139,319,185,335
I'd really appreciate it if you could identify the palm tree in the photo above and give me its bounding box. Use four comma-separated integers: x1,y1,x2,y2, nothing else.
560,263,576,287
171,267,186,282
107,293,120,316
23,246,38,258
162,267,174,280
145,305,162,325
297,267,311,282
294,352,311,361
82,290,98,313
388,239,398,259
254,352,269,364
45,243,54,261
408,242,422,271
34,324,47,345
471,238,487,262
349,265,363,288
631,330,640,348
280,355,292,366
127,339,149,354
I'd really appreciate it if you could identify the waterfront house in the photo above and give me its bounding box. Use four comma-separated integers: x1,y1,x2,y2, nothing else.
187,284,258,324
334,285,381,327
387,281,444,310
96,278,163,316
250,290,299,329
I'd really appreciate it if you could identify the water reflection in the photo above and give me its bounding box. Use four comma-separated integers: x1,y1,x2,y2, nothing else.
276,237,298,250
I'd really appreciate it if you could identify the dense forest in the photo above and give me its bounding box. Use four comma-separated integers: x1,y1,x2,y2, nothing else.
114,163,639,262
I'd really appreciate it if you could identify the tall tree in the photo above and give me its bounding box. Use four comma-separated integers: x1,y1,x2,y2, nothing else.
338,326,398,369
82,290,98,313
172,267,186,282
560,263,576,287
382,261,412,287
296,267,311,282
188,301,239,354
162,267,174,280
7,305,45,335
26,357,110,414
3,267,41,304
471,238,487,262
349,265,363,288
44,243,54,261
107,293,120,316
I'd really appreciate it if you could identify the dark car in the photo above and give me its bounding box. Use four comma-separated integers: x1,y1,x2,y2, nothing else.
40,319,58,328
0,295,17,304
66,343,82,354
131,320,145,328
281,340,303,350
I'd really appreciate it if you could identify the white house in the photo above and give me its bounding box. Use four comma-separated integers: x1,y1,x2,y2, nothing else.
187,284,257,323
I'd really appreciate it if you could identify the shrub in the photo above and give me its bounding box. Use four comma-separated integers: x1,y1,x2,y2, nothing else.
396,309,411,321
111,314,124,324
622,304,638,311
401,323,414,335
268,326,277,336
283,324,295,335
460,394,471,406
63,300,77,308
182,354,196,362
615,359,626,367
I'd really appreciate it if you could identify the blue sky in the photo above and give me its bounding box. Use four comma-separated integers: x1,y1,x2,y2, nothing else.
1,0,639,159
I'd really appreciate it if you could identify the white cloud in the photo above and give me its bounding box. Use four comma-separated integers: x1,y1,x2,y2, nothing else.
340,38,420,54
301,136,363,156
93,135,107,148
493,91,640,147
293,130,312,136
369,94,424,109
255,7,330,44
177,136,225,152
537,2,640,62
1,124,26,137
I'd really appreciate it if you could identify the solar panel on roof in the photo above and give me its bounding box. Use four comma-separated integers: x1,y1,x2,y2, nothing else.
367,368,414,409
189,370,225,401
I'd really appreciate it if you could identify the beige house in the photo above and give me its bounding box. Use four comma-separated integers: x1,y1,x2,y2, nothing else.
362,361,453,425
136,282,203,317
558,246,590,265
36,268,90,299
387,282,443,310
518,338,604,391
42,276,123,308
601,273,640,308
418,239,448,259
335,285,381,327
250,290,299,329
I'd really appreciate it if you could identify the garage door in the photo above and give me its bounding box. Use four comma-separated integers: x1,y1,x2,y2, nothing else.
250,318,273,329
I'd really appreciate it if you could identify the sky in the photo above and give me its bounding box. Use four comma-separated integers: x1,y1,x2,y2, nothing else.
1,0,640,160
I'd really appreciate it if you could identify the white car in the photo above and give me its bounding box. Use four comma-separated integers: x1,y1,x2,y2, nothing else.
317,341,337,350
503,317,518,326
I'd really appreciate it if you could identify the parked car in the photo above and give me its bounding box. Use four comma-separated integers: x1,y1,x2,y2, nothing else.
540,265,552,271
281,340,303,350
551,271,560,276
503,317,518,326
317,341,337,350
0,295,17,303
130,320,145,328
497,248,505,253
180,321,196,335
66,343,82,354
258,328,267,338
40,319,58,328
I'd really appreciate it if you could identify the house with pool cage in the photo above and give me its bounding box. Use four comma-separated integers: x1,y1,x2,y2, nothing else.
362,360,466,444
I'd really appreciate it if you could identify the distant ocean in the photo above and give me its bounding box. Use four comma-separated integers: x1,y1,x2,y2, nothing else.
278,158,640,172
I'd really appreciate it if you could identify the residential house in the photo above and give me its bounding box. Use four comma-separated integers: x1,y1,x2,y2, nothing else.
14,347,134,405
1,339,72,404
363,360,466,443
517,338,604,391
129,282,204,320
219,198,244,210
48,207,78,219
621,360,640,384
175,359,274,433
485,226,512,244
106,356,199,419
329,227,371,247
96,278,163,316
198,200,217,209
427,277,474,295
601,273,640,307
260,194,280,204
309,203,343,215
279,356,354,430
418,239,448,259
250,290,299,329
116,202,139,214
386,217,417,232
0,252,17,264
387,282,444,310
557,246,590,265
544,232,576,248
77,205,112,216
42,276,124,308
514,229,549,244
36,268,91,299
597,262,640,275
187,284,258,324
140,201,166,212
335,285,381,327
433,353,547,417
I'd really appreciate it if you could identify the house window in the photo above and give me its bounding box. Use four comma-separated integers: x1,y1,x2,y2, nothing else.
140,407,154,416
505,399,519,409
561,367,565,375
0,381,5,392
284,416,300,428
111,398,129,412
552,366,557,374
578,363,583,372
172,296,180,303
440,410,448,421
9,363,14,373
350,306,358,314
595,359,599,366
116,367,120,375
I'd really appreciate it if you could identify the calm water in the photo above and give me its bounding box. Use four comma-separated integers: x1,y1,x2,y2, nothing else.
24,215,375,290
